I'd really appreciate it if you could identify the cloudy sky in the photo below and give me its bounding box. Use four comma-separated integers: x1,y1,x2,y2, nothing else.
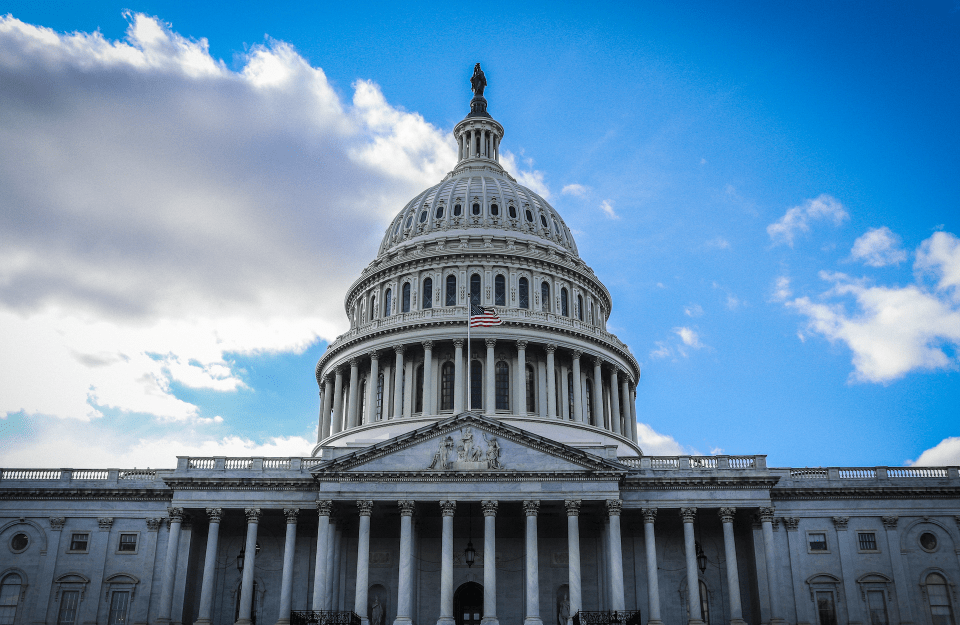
0,1,957,469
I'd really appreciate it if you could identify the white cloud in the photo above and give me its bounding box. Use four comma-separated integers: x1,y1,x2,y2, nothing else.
782,232,960,383
561,183,589,197
635,423,689,456
772,276,793,302
767,194,848,247
649,342,672,359
850,227,907,267
906,437,960,466
599,199,619,220
0,14,458,422
684,304,704,317
674,326,703,348
500,151,550,199
705,236,730,249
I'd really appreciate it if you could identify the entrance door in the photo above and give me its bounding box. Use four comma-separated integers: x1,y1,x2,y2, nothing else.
454,582,483,625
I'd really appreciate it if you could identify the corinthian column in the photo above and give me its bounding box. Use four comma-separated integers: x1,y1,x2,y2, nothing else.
313,501,333,610
356,501,374,625
759,507,785,625
237,508,262,625
438,500,457,625
453,339,465,413
516,341,528,416
606,500,624,611
570,352,583,422
481,500,499,625
592,357,604,428
393,345,405,419
680,508,703,625
422,341,435,415
347,358,361,428
320,375,334,440
719,508,746,625
545,345,557,418
156,507,184,625
366,352,380,424
485,339,496,415
277,508,299,625
195,508,221,625
394,500,416,625
609,368,621,434
565,499,581,625
641,509,662,625
331,368,345,434
523,500,543,625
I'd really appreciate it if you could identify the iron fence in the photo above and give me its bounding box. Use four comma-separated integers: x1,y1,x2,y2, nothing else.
573,610,642,625
290,611,361,625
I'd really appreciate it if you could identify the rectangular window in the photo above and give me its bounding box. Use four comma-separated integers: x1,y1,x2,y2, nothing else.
57,590,80,625
866,590,888,625
108,591,130,625
808,532,827,552
118,534,138,552
815,591,838,625
858,532,878,551
69,533,89,552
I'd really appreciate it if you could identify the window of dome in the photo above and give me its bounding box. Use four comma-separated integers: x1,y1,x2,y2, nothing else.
472,203,481,216
419,210,428,223
541,281,551,312
454,203,462,216
494,274,506,306
405,216,413,229
435,205,444,219
525,209,534,222
518,277,529,309
561,288,569,316
422,278,433,309
509,205,517,219
490,204,499,216
402,283,411,313
920,532,938,551
470,274,481,306
540,214,548,228
445,275,457,306
10,532,28,552
393,222,401,236
384,288,393,317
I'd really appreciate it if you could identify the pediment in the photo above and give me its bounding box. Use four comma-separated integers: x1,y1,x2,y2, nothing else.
311,412,627,477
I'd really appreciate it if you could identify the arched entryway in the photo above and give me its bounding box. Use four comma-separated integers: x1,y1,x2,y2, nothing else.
454,582,483,625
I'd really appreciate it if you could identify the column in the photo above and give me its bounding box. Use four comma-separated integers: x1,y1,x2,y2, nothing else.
832,516,861,625
332,368,345,435
313,501,332,610
620,379,631,441
630,388,638,443
422,341,435,415
237,508,261,625
366,352,380,425
453,340,465,413
330,519,342,610
274,508,300,625
394,345,405,419
719,509,746,625
321,376,334,439
680,508,703,625
516,341,528,416
481,500,499,625
609,368,621,435
195,509,222,625
565,500,581,625
355,501,374,625
485,339,496,415
545,345,557,418
606,500,624,612
438,500,457,625
571,352,583,422
347,358,360,429
156,507,184,624
592,358,604,429
394,501,416,625
882,515,915,625
759,507,786,625
641,509,662,625
523,500,542,625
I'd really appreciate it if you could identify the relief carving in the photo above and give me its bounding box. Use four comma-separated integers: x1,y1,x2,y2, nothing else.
427,426,505,471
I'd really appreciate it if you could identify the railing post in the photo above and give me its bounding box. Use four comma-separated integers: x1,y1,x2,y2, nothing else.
717,455,730,469
252,457,264,471
827,467,840,480
176,457,188,470
214,457,226,470
875,466,888,479
60,469,72,482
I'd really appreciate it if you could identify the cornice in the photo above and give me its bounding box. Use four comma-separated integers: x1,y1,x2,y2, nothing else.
620,476,781,491
0,488,172,502
316,471,624,483
772,486,960,501
160,478,316,491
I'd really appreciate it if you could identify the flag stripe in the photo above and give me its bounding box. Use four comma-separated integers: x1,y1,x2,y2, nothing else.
469,305,503,327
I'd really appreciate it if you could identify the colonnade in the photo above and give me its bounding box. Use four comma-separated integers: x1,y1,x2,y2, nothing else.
152,501,785,625
458,127,499,162
318,339,640,445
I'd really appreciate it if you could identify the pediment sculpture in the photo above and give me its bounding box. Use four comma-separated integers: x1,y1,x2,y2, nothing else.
428,426,503,471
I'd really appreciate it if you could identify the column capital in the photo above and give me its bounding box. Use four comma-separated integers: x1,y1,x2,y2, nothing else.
881,515,899,529
592,355,604,366
571,350,583,360
284,508,300,524
605,499,623,516
832,516,849,530
544,343,557,353
350,357,360,367
167,507,185,522
317,500,333,516
718,508,736,524
564,499,581,516
98,517,114,531
206,507,224,523
145,518,162,532
641,508,657,523
481,499,498,516
679,507,697,523
485,338,497,348
322,373,331,384
783,517,800,531
49,517,66,531
394,344,406,354
422,340,434,350
335,365,345,375
357,500,374,516
244,508,262,523
398,500,416,517
453,339,465,348
516,340,528,350
368,350,380,361
440,500,457,516
758,506,776,523
522,500,540,516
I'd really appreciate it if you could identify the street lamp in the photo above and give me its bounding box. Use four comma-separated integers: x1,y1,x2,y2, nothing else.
695,541,707,574
464,502,476,567
237,541,262,572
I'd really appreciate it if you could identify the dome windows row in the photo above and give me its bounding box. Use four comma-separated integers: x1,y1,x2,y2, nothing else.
389,201,567,240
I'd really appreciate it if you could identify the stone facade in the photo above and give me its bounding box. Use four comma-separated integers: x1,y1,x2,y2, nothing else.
1,70,959,625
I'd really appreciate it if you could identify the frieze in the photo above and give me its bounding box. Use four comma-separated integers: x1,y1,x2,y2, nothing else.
427,427,504,471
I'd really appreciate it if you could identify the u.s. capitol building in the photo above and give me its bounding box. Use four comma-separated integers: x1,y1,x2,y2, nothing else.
2,66,959,625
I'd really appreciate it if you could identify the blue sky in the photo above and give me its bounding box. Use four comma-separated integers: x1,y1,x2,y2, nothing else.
0,1,957,468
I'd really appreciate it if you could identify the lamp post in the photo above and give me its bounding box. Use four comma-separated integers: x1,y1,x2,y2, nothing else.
464,502,476,567
237,542,262,572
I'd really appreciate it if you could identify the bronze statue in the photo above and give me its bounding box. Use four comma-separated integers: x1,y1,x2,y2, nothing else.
471,63,486,97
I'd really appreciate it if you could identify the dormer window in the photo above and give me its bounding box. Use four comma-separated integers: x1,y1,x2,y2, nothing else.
454,204,462,216
525,209,534,222
540,214,548,228
472,203,481,216
405,215,413,229
419,210,428,223
509,205,517,219
490,204,499,216
435,205,444,219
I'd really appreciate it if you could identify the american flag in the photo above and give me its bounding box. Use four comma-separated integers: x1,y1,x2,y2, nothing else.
470,303,503,327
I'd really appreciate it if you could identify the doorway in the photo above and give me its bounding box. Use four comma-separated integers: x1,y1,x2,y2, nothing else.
454,582,483,625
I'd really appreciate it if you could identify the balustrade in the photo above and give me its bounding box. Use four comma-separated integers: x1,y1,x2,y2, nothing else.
291,611,361,625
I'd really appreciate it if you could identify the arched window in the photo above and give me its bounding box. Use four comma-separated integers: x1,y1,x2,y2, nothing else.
440,362,455,410
435,205,445,219
561,288,569,316
495,362,509,410
445,275,457,306
926,573,955,625
370,295,376,320
699,580,710,625
490,203,499,216
415,364,424,413
508,205,517,219
422,278,433,309
470,360,483,410
525,209,534,222
555,369,562,417
519,278,529,309
402,283,411,313
541,282,551,312
384,289,393,317
567,372,575,418
454,203,462,216
419,210,428,223
526,364,536,413
577,295,584,321
495,275,506,306
376,372,384,420
470,274,481,306
588,301,594,323
0,573,22,625
585,379,593,425
472,203,481,216
359,378,367,421
540,214,548,228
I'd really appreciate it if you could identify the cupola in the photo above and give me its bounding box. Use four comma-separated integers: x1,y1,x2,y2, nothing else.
453,64,504,165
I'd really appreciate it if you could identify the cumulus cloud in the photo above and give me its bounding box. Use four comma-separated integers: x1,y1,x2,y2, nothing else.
782,232,960,383
684,304,704,317
906,437,960,466
648,326,705,360
635,423,690,456
561,183,589,197
675,326,703,348
850,227,907,267
599,200,619,219
500,151,550,199
705,236,730,250
0,13,458,423
767,194,848,247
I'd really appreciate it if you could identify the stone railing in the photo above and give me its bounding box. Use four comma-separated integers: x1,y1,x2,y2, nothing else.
0,468,160,482
175,457,316,472
617,455,765,470
781,466,959,481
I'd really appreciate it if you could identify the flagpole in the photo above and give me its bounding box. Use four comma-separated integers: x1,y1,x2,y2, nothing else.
466,297,471,414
